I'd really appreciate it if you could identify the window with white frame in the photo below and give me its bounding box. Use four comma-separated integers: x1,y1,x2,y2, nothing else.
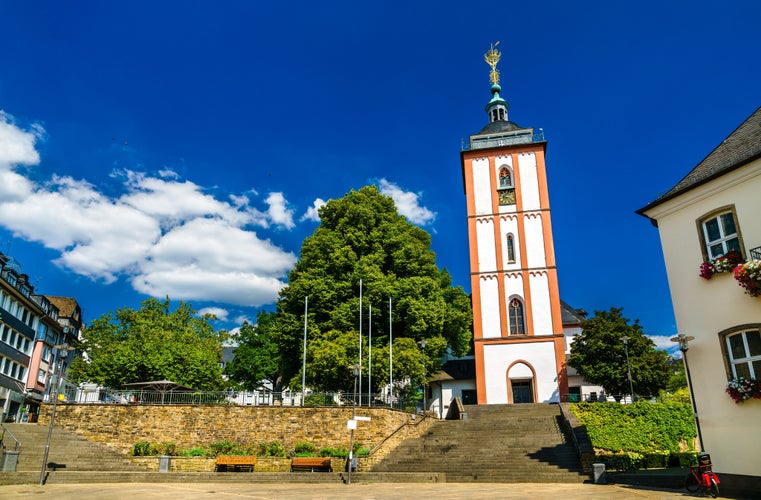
701,209,742,260
725,328,761,379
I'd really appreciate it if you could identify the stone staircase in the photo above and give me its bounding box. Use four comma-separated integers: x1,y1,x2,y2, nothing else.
371,403,588,483
1,423,149,474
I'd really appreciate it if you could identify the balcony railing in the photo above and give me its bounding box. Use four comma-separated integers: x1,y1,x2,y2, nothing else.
59,387,418,411
750,246,761,260
462,130,546,151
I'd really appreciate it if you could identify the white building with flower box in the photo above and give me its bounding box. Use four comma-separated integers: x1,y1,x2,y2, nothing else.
637,105,761,497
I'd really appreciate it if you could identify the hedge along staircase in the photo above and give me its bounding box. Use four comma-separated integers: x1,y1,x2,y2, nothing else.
371,403,588,483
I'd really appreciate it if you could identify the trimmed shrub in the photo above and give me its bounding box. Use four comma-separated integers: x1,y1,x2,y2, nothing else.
132,441,158,456
209,440,245,457
257,441,286,457
318,446,348,458
181,447,207,457
291,441,316,457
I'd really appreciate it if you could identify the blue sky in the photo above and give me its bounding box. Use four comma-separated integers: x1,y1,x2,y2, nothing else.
0,1,758,351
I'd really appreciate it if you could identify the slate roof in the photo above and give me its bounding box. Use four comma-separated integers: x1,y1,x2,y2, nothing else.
638,106,761,214
475,120,527,136
45,296,81,320
430,358,476,382
560,300,587,326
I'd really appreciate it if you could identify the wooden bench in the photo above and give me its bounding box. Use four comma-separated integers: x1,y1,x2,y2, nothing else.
290,457,332,472
214,455,256,472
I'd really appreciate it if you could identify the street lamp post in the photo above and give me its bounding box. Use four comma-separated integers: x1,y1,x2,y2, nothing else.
621,335,635,402
39,344,74,485
671,334,704,452
347,364,361,485
420,339,427,414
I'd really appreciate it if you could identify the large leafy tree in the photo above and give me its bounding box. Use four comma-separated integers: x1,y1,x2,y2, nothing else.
225,311,280,390
568,307,671,398
68,297,228,390
270,185,471,392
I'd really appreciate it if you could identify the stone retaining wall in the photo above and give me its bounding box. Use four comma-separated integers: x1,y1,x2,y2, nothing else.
39,404,422,457
130,456,350,472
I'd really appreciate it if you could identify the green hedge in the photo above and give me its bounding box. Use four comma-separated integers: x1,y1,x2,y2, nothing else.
571,401,698,469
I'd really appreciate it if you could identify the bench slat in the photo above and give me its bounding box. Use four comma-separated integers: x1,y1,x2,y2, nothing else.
215,455,256,472
290,457,332,472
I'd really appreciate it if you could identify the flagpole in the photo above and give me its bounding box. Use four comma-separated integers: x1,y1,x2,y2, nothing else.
368,304,372,407
389,297,393,405
358,279,363,407
301,296,308,406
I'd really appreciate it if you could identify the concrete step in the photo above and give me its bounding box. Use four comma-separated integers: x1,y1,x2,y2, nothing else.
3,423,148,473
371,403,586,484
0,471,445,485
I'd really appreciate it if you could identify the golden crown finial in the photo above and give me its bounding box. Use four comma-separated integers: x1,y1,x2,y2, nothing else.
484,41,501,85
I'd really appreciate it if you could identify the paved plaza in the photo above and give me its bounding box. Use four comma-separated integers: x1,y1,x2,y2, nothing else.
0,482,691,499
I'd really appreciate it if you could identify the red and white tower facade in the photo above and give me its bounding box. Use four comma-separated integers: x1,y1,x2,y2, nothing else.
460,43,567,404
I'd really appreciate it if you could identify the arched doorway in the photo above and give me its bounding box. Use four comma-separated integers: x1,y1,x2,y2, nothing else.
507,361,536,404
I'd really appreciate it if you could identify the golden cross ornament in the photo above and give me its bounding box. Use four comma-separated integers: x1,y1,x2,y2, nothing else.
484,41,501,85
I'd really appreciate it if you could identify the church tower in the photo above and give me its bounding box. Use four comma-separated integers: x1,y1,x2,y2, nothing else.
460,43,567,404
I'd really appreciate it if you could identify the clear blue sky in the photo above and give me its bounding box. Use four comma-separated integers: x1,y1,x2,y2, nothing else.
1,1,758,350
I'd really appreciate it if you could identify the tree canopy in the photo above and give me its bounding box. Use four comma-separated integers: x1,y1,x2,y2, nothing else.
68,297,228,390
239,185,472,393
225,311,280,390
568,307,671,398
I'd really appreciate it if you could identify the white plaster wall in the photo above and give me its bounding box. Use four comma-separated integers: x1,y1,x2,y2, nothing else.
503,273,524,308
524,214,547,268
472,158,492,216
644,160,761,477
475,218,496,272
500,215,521,270
433,379,476,419
483,342,560,403
563,326,583,354
479,276,502,339
528,272,553,335
518,152,540,210
495,155,517,215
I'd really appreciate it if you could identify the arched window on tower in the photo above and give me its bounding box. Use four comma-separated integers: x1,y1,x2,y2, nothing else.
499,167,512,188
498,166,516,205
509,298,526,336
506,234,516,263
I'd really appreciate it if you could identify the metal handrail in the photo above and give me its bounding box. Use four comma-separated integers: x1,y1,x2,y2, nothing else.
750,246,761,260
0,423,21,451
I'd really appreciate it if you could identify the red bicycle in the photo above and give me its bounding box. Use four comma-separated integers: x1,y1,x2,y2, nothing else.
685,453,720,498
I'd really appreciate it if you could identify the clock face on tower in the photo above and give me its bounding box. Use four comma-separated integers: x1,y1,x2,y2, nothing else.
498,188,516,206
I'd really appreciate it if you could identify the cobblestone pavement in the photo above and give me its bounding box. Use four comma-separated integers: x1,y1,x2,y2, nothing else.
0,482,690,499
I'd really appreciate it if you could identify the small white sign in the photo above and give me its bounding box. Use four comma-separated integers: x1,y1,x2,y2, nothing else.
347,419,357,430
354,416,371,421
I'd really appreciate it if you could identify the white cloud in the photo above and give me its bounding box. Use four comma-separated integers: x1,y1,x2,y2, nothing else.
301,198,326,222
264,192,295,229
118,170,250,228
0,111,42,168
0,111,299,306
198,307,229,321
378,178,436,226
649,335,678,352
